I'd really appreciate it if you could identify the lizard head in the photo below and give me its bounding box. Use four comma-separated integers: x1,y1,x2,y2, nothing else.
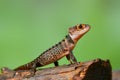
69,24,90,43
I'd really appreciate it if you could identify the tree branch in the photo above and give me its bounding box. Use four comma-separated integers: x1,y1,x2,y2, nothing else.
0,58,112,80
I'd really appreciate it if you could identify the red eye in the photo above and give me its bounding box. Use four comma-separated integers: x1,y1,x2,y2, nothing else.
79,24,83,29
77,24,83,30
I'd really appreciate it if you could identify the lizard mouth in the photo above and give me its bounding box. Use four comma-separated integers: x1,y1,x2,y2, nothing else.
84,24,91,31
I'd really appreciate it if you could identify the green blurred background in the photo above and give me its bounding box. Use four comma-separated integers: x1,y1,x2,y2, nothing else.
0,0,120,70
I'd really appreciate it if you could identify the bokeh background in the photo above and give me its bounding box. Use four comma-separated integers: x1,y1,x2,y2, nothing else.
0,0,120,70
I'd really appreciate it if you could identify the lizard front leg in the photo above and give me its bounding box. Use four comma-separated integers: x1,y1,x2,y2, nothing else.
66,51,77,64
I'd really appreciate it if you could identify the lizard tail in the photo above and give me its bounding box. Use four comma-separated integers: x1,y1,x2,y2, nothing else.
14,60,42,71
14,62,34,71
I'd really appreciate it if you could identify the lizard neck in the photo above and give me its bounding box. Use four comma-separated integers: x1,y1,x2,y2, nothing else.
66,35,74,44
65,35,75,50
68,33,83,44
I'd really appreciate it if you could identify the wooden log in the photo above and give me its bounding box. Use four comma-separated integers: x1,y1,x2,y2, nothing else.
112,70,120,80
0,58,112,80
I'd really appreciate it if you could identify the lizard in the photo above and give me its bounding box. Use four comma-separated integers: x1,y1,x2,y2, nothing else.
2,24,90,72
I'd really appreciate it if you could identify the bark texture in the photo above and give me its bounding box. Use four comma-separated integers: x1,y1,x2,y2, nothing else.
112,70,120,80
0,58,112,80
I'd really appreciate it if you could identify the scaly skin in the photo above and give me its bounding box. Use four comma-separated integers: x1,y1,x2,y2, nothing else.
14,24,90,71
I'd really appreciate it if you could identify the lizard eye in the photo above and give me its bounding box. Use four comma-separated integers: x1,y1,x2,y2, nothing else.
77,24,83,30
79,24,83,29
